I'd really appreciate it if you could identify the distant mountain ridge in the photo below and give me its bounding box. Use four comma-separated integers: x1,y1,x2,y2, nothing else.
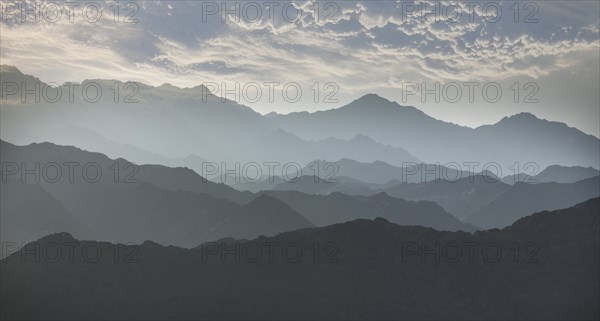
268,94,600,169
232,160,600,225
2,65,598,170
1,140,309,247
0,140,475,247
465,176,600,228
531,165,599,183
0,65,419,168
260,190,477,232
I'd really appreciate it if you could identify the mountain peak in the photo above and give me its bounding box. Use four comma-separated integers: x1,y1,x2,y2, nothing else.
351,93,394,106
156,83,213,95
499,112,541,123
34,232,78,244
371,191,390,199
0,65,22,74
357,93,388,101
246,194,285,209
349,133,376,144
340,93,428,119
142,240,163,247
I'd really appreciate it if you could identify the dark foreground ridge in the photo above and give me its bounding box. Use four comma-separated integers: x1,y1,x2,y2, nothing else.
1,198,599,320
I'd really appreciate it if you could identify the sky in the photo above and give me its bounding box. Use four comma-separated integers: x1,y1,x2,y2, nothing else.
1,0,599,137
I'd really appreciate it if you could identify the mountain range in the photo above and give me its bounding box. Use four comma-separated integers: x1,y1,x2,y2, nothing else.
0,140,475,248
0,65,418,169
2,198,598,320
267,94,600,169
3,139,597,249
2,65,598,172
232,161,600,223
501,164,600,184
2,65,599,320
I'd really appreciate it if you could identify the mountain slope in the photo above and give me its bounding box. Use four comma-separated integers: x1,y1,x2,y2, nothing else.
0,140,313,247
534,165,600,183
261,190,476,232
501,165,600,184
205,194,314,241
269,94,600,168
270,175,375,195
0,179,96,251
0,66,420,168
2,198,597,320
383,175,511,220
0,139,252,204
301,158,477,184
465,176,600,228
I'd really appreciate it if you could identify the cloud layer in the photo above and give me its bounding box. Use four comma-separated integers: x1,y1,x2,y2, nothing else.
1,0,599,135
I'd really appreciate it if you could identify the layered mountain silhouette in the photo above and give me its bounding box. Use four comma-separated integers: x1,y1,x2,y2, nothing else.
0,178,97,252
1,140,311,247
0,66,419,168
4,0,600,310
238,159,597,192
2,66,599,171
535,165,600,183
269,175,374,195
0,139,252,203
383,175,511,220
2,198,598,320
1,140,476,247
260,190,477,231
465,176,600,228
43,124,211,175
233,172,382,194
2,65,599,320
300,158,478,184
210,194,314,240
233,166,600,225
268,94,600,169
501,165,600,184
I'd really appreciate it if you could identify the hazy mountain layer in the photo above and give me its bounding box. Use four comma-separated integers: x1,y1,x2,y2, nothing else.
261,190,477,232
0,140,314,247
0,179,97,252
0,66,419,168
1,140,471,246
268,94,600,169
465,176,600,228
383,175,511,220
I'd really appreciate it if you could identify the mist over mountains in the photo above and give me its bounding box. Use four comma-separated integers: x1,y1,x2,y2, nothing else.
1,65,599,320
2,0,600,317
1,66,420,169
501,164,600,184
2,66,598,173
3,139,598,250
0,140,477,249
3,65,599,243
267,94,600,169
